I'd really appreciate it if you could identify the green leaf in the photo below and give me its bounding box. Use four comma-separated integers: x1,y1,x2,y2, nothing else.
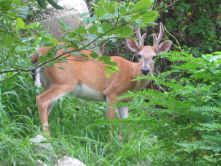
105,73,111,78
104,61,119,66
107,1,116,14
113,27,121,36
0,0,12,10
80,53,89,58
88,26,97,34
120,6,127,16
66,44,78,50
68,32,76,38
129,15,141,21
57,17,64,26
143,15,158,23
57,67,65,70
50,38,59,44
16,17,25,29
116,26,133,38
47,0,63,9
105,66,119,73
96,3,106,18
122,26,133,37
43,44,55,47
99,56,111,62
102,1,116,15
12,0,20,5
5,12,16,20
135,0,152,13
89,15,97,22
141,11,158,17
102,23,112,36
37,0,46,8
90,52,99,59
64,23,71,30
75,26,87,35
24,22,38,29
38,56,47,63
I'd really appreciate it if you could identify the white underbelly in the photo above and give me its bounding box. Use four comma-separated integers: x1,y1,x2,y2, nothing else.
70,82,106,102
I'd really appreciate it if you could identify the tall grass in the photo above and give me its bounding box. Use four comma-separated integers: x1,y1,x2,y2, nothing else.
0,73,175,166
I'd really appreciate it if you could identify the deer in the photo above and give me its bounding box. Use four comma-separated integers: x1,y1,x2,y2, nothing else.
31,23,172,135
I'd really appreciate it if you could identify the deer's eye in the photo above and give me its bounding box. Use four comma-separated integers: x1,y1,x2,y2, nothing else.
152,55,157,60
137,54,142,58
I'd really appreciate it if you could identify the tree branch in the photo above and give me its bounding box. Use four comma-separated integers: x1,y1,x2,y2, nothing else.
0,8,122,83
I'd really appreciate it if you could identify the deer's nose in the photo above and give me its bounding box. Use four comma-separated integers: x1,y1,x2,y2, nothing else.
141,68,150,76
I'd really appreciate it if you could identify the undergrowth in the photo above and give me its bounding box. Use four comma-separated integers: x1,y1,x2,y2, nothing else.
0,74,167,166
2,52,221,165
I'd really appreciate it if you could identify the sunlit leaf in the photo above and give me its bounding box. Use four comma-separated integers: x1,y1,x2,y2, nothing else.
68,32,76,38
16,17,25,29
12,0,20,4
105,66,119,73
99,56,111,62
75,26,87,35
135,0,152,13
129,15,141,21
141,11,158,17
120,6,127,16
96,3,106,18
143,15,158,23
105,73,111,78
50,38,59,44
104,61,119,66
24,22,38,29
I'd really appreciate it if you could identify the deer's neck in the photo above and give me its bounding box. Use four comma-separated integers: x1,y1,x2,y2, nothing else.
133,64,152,91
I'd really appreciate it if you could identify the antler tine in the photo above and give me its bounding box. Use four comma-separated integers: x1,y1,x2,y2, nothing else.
137,26,146,48
158,22,164,41
153,22,164,48
137,26,142,39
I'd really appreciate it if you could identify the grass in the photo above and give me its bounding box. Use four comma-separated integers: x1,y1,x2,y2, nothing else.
0,74,178,166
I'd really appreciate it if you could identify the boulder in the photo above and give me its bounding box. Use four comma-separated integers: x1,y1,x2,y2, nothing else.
29,135,86,166
32,0,90,41
55,156,86,166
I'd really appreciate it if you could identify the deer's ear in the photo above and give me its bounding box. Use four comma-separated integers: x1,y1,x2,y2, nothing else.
126,39,139,52
158,40,172,54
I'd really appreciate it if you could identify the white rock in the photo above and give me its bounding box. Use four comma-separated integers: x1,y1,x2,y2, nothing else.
55,156,86,166
47,0,89,14
29,135,53,152
29,135,57,161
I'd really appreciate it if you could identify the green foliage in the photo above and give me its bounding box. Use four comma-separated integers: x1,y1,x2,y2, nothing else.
0,1,162,164
0,0,158,83
120,51,221,165
160,0,221,56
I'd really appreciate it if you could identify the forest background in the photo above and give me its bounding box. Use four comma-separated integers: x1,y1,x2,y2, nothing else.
0,0,221,165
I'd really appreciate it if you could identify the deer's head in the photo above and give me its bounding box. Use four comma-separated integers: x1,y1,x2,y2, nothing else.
126,23,172,76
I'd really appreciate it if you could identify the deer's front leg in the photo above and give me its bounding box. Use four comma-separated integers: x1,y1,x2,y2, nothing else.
106,95,118,119
117,107,129,119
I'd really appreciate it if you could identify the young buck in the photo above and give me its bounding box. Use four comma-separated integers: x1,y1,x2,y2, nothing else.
32,23,172,135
